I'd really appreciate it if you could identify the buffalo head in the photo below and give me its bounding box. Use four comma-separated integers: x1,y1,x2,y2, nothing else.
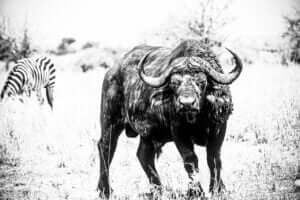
138,47,242,123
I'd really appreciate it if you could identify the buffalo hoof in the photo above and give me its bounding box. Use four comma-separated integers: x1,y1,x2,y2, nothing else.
97,182,112,199
209,179,226,194
140,185,162,200
187,182,205,199
140,192,161,200
150,184,163,199
98,188,113,199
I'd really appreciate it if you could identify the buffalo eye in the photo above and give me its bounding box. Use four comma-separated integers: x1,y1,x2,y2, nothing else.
170,74,182,87
195,79,207,89
194,74,207,86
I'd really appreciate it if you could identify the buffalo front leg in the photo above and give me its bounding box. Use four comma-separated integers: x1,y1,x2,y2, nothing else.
207,123,227,194
97,124,122,198
173,135,204,197
137,137,162,190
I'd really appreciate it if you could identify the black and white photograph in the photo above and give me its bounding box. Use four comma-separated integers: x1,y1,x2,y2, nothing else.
0,0,300,199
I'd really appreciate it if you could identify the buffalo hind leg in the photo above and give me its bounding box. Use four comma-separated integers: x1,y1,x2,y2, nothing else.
137,137,162,194
207,123,227,194
98,70,124,198
98,124,123,198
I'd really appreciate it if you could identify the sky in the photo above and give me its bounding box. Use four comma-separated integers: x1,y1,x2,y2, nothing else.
0,0,297,49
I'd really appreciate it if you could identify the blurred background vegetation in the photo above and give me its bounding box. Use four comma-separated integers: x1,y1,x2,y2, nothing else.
282,8,300,64
0,0,299,72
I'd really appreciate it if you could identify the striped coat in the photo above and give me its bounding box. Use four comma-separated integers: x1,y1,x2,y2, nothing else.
0,56,56,109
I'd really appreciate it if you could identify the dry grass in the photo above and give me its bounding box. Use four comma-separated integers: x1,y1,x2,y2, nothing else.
0,57,299,200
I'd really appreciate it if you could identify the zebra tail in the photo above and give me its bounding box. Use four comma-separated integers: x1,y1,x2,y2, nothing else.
46,86,54,110
0,85,7,101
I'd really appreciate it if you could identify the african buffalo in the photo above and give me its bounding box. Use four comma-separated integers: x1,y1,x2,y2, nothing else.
97,40,242,198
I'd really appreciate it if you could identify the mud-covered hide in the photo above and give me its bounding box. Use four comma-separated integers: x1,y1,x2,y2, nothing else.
205,85,233,124
123,76,174,137
118,41,234,137
119,46,174,137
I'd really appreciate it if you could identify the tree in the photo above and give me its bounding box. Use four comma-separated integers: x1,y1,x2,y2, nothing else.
282,8,300,63
0,17,33,71
188,0,234,48
19,28,32,59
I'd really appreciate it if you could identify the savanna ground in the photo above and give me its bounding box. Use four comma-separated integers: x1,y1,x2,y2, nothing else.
0,50,300,200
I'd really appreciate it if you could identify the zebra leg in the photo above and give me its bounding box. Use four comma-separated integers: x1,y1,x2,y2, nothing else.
5,60,10,71
45,87,54,109
20,84,32,103
5,58,15,71
36,89,45,105
24,85,32,97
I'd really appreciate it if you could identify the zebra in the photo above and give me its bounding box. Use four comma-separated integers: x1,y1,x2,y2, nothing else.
0,56,55,109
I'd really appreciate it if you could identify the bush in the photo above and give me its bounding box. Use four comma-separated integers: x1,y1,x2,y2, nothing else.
282,8,300,63
0,27,33,71
188,0,233,48
82,41,99,50
47,37,76,56
0,33,18,70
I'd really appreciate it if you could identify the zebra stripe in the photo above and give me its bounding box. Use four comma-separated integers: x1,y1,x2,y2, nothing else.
0,56,56,108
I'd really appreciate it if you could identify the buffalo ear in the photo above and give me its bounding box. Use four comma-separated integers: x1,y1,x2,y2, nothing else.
150,89,173,108
206,94,228,104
